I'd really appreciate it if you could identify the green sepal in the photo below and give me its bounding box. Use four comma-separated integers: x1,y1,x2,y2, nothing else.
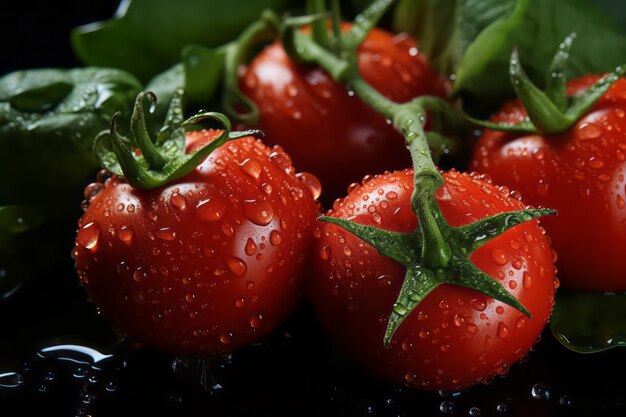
318,216,419,266
545,32,576,111
94,90,263,189
452,208,556,253
470,35,626,135
384,266,439,347
450,256,530,318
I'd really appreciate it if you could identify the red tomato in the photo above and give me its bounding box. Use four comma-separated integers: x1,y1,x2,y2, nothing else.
310,169,556,390
73,131,319,355
240,24,449,204
472,76,626,291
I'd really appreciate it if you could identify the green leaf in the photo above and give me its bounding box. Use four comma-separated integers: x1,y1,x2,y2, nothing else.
551,291,626,353
0,68,142,209
71,0,294,82
454,0,626,112
393,0,517,77
0,206,44,235
395,0,626,114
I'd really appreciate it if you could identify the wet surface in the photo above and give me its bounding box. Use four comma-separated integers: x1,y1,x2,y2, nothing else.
1,219,626,417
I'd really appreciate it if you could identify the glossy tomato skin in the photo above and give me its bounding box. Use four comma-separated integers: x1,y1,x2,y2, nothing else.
240,25,450,205
472,76,626,291
311,170,555,390
74,131,319,355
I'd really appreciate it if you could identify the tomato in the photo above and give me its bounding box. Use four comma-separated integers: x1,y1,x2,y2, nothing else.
73,131,319,355
472,76,626,291
310,169,556,390
240,24,449,205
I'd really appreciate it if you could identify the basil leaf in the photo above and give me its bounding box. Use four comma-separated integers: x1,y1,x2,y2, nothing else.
0,68,142,209
395,0,626,114
71,0,294,82
394,0,516,77
551,291,626,353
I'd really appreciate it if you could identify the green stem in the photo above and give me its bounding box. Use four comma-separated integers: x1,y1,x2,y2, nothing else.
223,11,279,124
342,74,450,268
307,0,331,49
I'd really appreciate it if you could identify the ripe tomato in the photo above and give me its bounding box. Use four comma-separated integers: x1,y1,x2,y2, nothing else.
73,131,319,355
240,24,449,204
472,76,626,291
310,170,556,390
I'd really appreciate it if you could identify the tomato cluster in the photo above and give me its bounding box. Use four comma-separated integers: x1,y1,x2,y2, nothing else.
73,15,611,393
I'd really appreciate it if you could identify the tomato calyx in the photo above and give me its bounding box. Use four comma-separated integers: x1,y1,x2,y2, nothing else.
321,199,553,346
469,33,626,135
94,89,263,189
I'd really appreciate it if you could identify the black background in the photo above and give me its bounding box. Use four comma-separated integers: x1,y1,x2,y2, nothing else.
1,1,626,416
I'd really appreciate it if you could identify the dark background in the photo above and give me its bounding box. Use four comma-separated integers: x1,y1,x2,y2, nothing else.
1,1,626,416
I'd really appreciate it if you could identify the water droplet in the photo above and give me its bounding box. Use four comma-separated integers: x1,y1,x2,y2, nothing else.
577,122,602,140
270,230,283,246
157,227,176,241
617,195,625,209
320,246,331,260
523,271,532,288
496,403,508,413
516,317,527,328
296,172,322,200
588,157,605,169
470,298,487,311
243,199,274,225
118,225,133,243
235,296,245,308
559,396,572,406
418,329,429,338
491,249,508,266
497,322,510,339
466,324,478,334
196,197,227,221
245,238,257,255
77,222,100,252
469,407,481,416
226,257,247,277
240,158,262,180
439,400,454,414
133,269,146,282
496,306,504,314
377,275,392,287
531,383,550,400
220,332,234,345
511,258,523,269
393,303,408,316
221,223,235,237
170,192,186,209
250,313,263,328
386,191,398,200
